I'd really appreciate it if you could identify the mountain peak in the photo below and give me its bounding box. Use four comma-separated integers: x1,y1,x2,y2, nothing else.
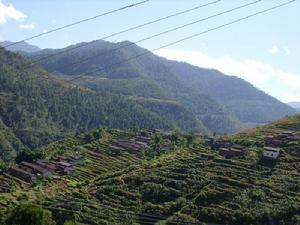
0,40,41,53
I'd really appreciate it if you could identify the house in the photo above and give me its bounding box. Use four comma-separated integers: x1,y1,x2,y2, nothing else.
263,147,280,160
20,161,50,177
135,136,152,144
219,144,248,158
265,130,299,146
35,159,57,172
0,177,11,193
109,145,124,154
55,161,74,175
111,139,149,154
205,137,231,149
9,167,37,183
159,140,172,152
67,156,83,166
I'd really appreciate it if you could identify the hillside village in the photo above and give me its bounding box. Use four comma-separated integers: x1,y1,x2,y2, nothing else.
0,115,300,224
1,128,299,187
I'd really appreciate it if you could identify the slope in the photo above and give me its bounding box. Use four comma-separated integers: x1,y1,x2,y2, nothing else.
288,102,300,112
1,114,300,224
29,40,243,133
0,47,205,161
163,60,296,124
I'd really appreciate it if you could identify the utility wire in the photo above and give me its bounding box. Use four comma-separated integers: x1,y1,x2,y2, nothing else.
70,0,296,83
21,0,222,70
46,0,261,75
3,0,150,48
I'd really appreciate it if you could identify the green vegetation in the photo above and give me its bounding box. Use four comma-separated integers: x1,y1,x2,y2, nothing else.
1,115,300,224
0,47,206,162
4,203,56,225
28,40,295,134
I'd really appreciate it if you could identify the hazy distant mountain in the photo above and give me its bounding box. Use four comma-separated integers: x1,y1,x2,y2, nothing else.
28,40,296,133
287,102,300,111
0,41,40,53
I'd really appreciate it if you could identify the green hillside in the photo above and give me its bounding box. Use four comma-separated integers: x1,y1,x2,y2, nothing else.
1,114,300,224
0,47,205,161
28,40,296,133
28,41,245,134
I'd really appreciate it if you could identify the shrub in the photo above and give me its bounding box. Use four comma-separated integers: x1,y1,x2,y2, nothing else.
5,203,56,225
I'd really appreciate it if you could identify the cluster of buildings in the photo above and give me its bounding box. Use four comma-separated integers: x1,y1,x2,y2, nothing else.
262,130,299,161
265,130,299,147
8,155,82,183
109,132,173,154
204,136,248,158
204,129,299,161
109,136,151,154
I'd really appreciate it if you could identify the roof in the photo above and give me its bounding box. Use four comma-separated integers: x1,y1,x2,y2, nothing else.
57,161,73,167
10,167,35,177
231,144,245,150
281,131,295,135
20,162,49,174
264,147,280,152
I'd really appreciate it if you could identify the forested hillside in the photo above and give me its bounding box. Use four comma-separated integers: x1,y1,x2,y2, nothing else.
28,40,295,133
0,47,203,162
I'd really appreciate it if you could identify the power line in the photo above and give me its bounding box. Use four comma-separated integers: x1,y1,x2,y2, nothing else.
69,0,296,83
46,0,261,75
21,0,222,70
3,0,150,48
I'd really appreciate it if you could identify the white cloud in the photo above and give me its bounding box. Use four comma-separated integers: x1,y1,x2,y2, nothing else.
284,47,290,56
19,23,34,29
269,45,278,55
0,0,26,24
156,48,300,103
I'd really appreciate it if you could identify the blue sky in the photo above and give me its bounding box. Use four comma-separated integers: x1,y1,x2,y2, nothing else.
0,0,299,102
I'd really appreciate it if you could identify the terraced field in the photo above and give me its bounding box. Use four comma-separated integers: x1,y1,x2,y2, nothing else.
1,116,300,225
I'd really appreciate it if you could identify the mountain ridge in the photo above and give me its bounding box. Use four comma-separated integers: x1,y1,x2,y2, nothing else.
0,41,40,53
0,46,204,161
26,40,296,132
288,101,300,111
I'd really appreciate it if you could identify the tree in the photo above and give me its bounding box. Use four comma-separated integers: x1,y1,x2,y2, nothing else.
186,134,194,147
5,203,56,225
154,134,162,151
15,150,45,163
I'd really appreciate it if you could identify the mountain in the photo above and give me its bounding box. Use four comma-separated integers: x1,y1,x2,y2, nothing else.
288,102,300,111
1,114,300,224
0,41,40,53
0,47,205,162
28,40,296,132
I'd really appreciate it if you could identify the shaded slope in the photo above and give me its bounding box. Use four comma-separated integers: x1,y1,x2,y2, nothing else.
164,60,296,123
